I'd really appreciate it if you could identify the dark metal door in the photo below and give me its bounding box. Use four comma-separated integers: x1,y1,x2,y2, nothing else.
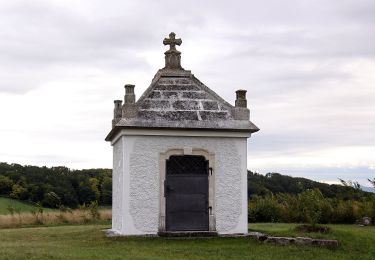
165,155,209,231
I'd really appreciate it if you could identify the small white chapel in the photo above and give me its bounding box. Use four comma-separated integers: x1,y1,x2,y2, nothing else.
105,32,259,236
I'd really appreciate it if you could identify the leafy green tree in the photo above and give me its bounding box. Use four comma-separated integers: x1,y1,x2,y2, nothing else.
338,178,363,200
298,188,324,227
42,191,61,208
77,181,96,205
10,184,29,200
28,184,47,203
89,178,100,201
100,176,112,205
0,175,13,195
53,186,79,208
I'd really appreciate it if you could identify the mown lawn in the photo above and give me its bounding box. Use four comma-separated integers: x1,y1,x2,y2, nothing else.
0,223,374,259
0,197,51,215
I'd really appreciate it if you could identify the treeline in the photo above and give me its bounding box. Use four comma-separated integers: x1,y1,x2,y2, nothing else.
0,163,111,208
1,162,374,224
248,171,372,200
248,172,375,224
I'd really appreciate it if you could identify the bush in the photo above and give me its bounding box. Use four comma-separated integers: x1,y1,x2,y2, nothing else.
276,193,300,222
248,195,281,222
248,190,375,224
298,188,324,226
88,201,100,220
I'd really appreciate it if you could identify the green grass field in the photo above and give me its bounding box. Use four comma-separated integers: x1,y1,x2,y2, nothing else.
0,223,374,259
0,197,51,215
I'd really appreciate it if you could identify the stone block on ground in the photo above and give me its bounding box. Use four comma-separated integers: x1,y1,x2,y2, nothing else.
248,232,268,241
264,236,295,245
311,239,339,248
295,237,313,245
357,217,372,226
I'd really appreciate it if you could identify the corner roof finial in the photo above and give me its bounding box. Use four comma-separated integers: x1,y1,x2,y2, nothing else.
163,32,182,52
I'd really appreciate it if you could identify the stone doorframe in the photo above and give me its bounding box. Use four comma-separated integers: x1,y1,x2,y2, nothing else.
158,148,216,232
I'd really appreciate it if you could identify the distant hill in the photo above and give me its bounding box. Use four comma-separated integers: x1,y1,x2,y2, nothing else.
362,186,375,193
247,171,373,200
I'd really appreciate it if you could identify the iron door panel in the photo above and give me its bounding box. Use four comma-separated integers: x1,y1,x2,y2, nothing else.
166,176,208,231
166,175,208,194
166,212,208,231
165,156,209,231
167,194,207,212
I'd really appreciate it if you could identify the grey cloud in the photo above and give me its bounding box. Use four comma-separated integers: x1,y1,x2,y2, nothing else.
0,1,209,94
338,1,375,25
269,71,352,85
251,128,375,156
222,28,375,62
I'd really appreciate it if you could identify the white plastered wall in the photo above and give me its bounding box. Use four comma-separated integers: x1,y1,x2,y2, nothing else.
110,130,250,235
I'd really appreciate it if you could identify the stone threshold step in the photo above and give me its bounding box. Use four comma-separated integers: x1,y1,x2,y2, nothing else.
158,231,218,237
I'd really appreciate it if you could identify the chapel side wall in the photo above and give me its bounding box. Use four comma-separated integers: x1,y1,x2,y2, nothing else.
234,138,249,234
111,137,123,233
120,136,145,235
122,134,248,235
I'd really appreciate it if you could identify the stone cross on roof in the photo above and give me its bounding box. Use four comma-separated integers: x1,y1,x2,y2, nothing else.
163,32,182,52
163,32,183,70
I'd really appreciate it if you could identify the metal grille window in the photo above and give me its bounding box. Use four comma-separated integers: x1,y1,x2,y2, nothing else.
166,155,208,175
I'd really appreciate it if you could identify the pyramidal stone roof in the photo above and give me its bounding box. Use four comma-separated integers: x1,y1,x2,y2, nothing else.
106,32,259,141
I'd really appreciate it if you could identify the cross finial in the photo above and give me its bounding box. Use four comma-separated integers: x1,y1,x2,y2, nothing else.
163,32,182,51
162,32,183,70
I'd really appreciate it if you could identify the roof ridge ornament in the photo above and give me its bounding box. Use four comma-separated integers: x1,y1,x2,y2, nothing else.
163,32,183,70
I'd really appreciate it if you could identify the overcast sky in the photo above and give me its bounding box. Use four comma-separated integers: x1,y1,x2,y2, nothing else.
0,0,374,185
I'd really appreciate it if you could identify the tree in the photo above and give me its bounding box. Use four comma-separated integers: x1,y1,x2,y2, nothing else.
100,176,112,205
28,184,47,203
77,181,96,205
42,191,61,208
368,178,375,188
339,179,361,190
89,178,100,201
298,188,324,227
0,175,13,195
10,184,29,200
53,186,79,208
